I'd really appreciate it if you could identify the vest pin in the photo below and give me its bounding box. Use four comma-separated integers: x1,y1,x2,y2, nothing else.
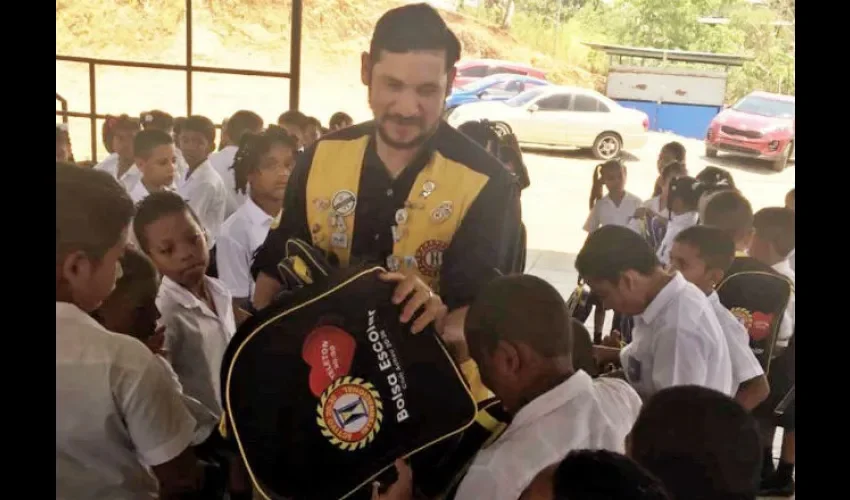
311,223,322,234
312,198,330,211
395,208,409,225
420,180,436,198
386,255,401,272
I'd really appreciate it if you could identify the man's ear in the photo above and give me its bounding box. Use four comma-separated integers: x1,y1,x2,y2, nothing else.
361,51,372,86
61,250,91,289
620,269,642,293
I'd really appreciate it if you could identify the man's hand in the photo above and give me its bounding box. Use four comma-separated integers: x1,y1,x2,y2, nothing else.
145,324,167,357
371,459,413,500
380,272,447,334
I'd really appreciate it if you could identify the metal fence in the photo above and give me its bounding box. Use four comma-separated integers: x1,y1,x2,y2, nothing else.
56,0,303,162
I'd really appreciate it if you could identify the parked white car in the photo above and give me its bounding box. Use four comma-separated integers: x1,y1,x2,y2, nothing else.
447,85,650,159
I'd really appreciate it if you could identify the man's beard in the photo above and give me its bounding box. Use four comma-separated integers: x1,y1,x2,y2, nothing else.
376,114,438,150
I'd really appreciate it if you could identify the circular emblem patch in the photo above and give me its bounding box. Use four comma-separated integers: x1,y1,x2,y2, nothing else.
415,240,449,278
331,190,357,217
317,377,383,451
730,307,753,332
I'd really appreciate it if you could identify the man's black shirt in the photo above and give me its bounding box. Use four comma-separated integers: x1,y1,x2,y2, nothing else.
252,121,522,310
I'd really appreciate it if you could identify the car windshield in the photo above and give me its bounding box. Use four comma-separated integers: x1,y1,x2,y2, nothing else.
505,88,545,107
732,96,795,119
459,75,507,92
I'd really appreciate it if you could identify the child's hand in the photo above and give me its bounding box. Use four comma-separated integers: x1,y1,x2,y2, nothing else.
371,459,413,500
145,324,168,357
602,330,623,348
632,207,651,218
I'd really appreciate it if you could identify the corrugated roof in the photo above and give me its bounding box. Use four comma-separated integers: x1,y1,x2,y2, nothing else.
582,42,753,67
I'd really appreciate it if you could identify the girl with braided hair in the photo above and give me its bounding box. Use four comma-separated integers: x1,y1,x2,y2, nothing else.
216,126,298,310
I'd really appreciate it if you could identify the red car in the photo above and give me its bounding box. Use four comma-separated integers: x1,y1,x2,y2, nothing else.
705,91,795,171
453,59,547,89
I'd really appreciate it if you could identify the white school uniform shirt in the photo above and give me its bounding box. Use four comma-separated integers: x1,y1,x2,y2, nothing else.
95,153,142,192
455,371,642,500
216,198,281,299
156,275,236,417
619,272,734,400
179,160,228,247
56,302,196,500
772,259,795,346
643,196,671,220
656,211,699,265
707,291,764,393
154,354,219,445
209,145,247,218
583,192,644,232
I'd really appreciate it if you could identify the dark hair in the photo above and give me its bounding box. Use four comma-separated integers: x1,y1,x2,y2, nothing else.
133,130,174,160
305,116,322,128
232,126,298,194
569,319,598,377
458,120,501,156
659,141,686,164
179,115,216,144
575,225,660,283
589,159,626,210
498,142,531,190
660,161,686,181
329,111,353,129
674,225,735,272
133,191,202,253
553,449,671,500
696,166,736,191
278,110,308,128
173,116,187,138
101,114,141,153
57,162,135,261
465,275,572,359
667,175,701,213
140,110,175,132
753,207,796,257
703,190,754,242
226,110,264,145
93,247,160,341
369,3,461,72
630,386,762,500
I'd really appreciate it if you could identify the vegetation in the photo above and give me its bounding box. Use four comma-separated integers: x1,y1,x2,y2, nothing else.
465,0,795,101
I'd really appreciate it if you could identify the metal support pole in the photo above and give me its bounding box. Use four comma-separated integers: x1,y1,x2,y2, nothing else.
186,0,193,116
289,0,302,111
89,62,98,163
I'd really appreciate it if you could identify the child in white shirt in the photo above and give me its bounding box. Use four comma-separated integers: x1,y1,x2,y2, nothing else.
656,176,700,266
217,126,296,310
133,191,236,418
95,114,142,191
583,159,643,343
177,115,228,246
129,129,178,204
668,225,769,410
209,110,265,218
750,207,796,347
140,110,190,182
56,164,199,499
584,159,643,232
92,247,218,444
576,225,734,400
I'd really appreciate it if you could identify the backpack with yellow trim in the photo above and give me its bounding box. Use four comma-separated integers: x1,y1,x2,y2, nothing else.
218,239,478,500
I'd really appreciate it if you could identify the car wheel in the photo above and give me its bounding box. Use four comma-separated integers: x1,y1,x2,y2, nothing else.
771,143,792,172
491,121,513,137
593,133,622,160
705,146,718,158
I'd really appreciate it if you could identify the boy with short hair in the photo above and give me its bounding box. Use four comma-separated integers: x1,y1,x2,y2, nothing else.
177,115,228,246
701,189,753,254
454,274,642,500
56,163,199,498
669,225,769,410
133,191,236,422
303,116,323,149
627,386,763,500
750,206,796,497
209,110,264,217
277,109,308,150
329,111,354,131
575,225,733,400
130,129,178,204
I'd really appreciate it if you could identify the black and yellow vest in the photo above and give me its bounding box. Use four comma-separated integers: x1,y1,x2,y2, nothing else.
304,135,490,291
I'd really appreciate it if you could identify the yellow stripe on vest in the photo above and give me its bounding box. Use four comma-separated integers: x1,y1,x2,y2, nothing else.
305,138,489,289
